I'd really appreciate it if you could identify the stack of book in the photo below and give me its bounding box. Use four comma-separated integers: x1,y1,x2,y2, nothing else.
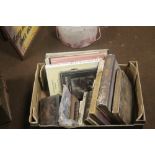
37,49,134,127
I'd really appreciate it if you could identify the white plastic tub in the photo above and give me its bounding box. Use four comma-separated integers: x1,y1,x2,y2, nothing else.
56,26,101,48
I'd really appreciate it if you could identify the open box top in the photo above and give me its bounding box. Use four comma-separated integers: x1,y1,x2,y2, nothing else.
29,59,146,129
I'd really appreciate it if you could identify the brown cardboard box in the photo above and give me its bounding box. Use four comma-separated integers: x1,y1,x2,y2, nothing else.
29,61,146,129
1,26,39,59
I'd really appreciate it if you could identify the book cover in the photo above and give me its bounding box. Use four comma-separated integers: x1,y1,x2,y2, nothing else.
60,68,97,100
97,54,119,113
45,59,100,95
112,69,133,124
45,49,108,64
85,60,111,125
49,52,107,65
39,95,60,126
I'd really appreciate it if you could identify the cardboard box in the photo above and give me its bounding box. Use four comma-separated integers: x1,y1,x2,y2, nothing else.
1,26,39,59
29,61,146,128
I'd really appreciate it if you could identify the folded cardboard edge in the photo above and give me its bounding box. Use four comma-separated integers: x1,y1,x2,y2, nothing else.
29,61,146,127
120,61,146,124
132,61,146,123
29,63,43,124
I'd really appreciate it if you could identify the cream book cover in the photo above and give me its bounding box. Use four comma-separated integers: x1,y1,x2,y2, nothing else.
45,59,100,95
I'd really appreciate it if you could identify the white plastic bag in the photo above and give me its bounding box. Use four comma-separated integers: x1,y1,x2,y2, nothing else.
56,26,101,48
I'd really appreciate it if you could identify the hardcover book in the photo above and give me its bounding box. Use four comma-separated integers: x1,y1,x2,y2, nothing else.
84,60,111,125
39,95,60,126
112,69,133,124
83,91,97,125
96,55,119,119
49,52,107,65
45,49,108,64
60,68,97,100
45,59,99,95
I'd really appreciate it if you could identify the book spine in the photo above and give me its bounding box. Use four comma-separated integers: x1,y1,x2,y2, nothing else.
112,69,122,114
45,49,108,59
97,55,115,111
78,92,88,125
107,60,119,110
48,59,100,67
50,53,106,64
97,105,116,123
90,110,111,125
89,60,105,113
84,116,99,125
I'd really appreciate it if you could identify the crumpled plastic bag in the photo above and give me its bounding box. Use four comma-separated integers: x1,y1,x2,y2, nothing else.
58,85,78,127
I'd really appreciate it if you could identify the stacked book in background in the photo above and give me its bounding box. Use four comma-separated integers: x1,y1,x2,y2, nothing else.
37,49,134,127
